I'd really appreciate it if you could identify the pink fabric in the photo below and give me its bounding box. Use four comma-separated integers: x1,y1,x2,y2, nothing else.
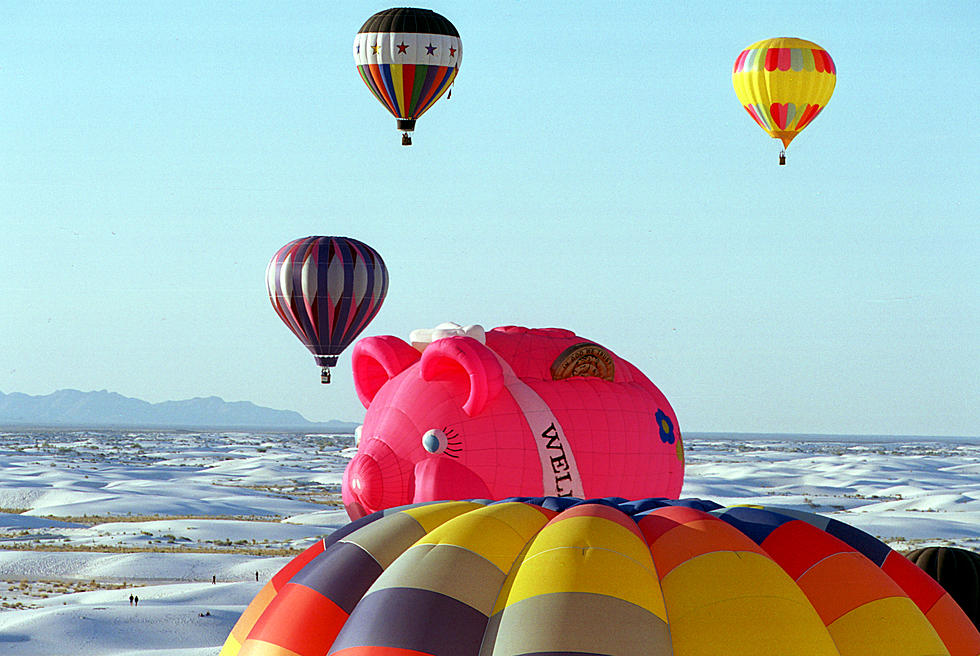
342,326,685,519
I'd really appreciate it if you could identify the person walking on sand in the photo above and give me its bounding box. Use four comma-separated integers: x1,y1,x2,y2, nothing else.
212,575,216,584
129,594,134,606
134,595,139,606
255,571,259,581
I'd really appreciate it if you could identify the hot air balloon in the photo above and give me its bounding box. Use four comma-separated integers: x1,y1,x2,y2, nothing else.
220,497,980,656
732,37,836,164
343,324,684,520
907,546,980,630
353,7,461,145
266,236,388,384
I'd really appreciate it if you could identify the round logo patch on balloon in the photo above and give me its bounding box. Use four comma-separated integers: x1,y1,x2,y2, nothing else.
550,343,615,381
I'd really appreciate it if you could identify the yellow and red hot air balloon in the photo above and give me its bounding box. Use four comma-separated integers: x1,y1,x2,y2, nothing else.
732,37,836,164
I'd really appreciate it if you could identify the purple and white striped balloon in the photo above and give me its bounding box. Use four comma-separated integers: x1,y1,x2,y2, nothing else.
267,236,388,382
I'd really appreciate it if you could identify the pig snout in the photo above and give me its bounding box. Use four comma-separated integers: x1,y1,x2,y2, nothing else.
343,453,383,519
342,439,413,520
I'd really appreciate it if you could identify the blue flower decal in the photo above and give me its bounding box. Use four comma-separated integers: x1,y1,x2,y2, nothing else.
656,409,675,444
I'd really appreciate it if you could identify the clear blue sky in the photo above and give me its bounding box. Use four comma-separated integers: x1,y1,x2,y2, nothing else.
2,1,977,436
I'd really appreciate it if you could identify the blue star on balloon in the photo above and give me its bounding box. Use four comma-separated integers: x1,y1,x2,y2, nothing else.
656,409,675,444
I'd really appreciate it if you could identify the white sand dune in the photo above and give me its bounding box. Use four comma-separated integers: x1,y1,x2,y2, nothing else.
682,435,980,552
0,429,976,654
0,582,262,656
0,514,82,530
0,551,291,583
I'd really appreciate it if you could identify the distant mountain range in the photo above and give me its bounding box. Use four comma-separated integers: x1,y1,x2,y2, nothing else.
0,389,359,432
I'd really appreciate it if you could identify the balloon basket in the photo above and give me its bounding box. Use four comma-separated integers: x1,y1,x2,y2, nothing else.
779,151,786,165
320,367,331,384
397,119,415,146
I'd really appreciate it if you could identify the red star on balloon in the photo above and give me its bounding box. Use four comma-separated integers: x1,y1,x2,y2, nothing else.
449,47,456,58
396,42,409,54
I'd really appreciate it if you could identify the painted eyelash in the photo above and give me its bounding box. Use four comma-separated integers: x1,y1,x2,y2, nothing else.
443,426,462,458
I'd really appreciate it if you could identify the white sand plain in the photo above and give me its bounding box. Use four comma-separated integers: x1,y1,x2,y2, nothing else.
0,429,976,655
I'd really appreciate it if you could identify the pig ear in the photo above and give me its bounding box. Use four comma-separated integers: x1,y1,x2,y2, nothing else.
420,336,504,417
352,336,421,408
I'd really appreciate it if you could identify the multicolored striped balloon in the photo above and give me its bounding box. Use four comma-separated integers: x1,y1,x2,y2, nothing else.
266,236,388,384
353,7,461,145
733,37,836,162
220,497,979,656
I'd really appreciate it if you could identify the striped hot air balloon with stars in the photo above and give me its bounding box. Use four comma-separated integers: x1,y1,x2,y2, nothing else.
353,7,461,145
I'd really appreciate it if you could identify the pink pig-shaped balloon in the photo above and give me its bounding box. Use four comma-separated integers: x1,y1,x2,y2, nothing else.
342,324,684,519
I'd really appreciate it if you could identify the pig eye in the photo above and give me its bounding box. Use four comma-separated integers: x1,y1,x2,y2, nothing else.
354,425,363,447
422,429,447,454
422,428,461,457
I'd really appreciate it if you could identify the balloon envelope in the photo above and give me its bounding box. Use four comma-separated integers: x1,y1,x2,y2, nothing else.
353,7,461,137
266,236,388,377
732,37,836,150
220,497,979,656
343,325,684,519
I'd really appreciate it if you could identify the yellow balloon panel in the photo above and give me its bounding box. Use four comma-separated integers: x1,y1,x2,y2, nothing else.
493,510,666,619
660,550,839,655
499,545,666,616
524,514,654,567
416,502,551,572
733,37,836,148
401,500,485,533
828,597,950,656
